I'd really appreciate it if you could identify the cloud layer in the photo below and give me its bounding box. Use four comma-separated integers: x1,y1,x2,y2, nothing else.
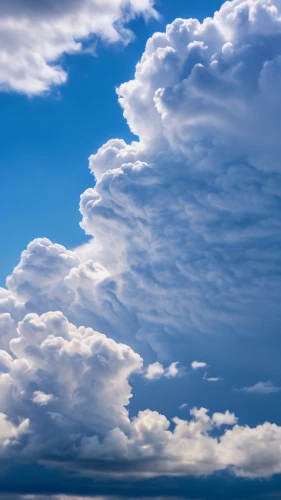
1,0,281,487
0,0,157,95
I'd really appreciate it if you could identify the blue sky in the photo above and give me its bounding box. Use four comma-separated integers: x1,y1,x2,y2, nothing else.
1,0,281,499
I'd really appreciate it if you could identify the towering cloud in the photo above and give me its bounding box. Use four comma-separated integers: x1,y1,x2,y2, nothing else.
1,0,281,487
79,0,281,357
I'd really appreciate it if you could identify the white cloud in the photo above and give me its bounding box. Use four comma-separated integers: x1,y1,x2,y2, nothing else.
0,412,29,451
1,0,281,483
1,307,281,478
77,407,281,479
191,362,208,370
203,373,223,382
0,288,25,351
236,381,281,394
179,403,188,410
0,0,157,95
6,238,81,308
145,361,180,379
145,362,165,379
219,422,281,478
32,391,57,406
0,310,142,456
77,0,281,362
212,410,237,427
165,362,180,378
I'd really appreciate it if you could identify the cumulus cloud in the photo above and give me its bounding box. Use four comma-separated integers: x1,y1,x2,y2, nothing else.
1,304,281,479
1,0,281,485
76,408,281,479
145,362,165,379
235,381,281,394
191,362,208,370
212,410,237,427
6,311,142,439
0,0,157,95
165,362,180,378
219,422,281,478
32,391,57,406
144,361,180,379
6,238,81,308
204,377,223,382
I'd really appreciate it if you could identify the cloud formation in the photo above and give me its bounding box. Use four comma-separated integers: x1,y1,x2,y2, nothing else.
236,381,281,394
0,0,157,95
1,306,281,480
179,403,188,410
1,0,281,487
191,362,208,370
77,0,281,363
144,361,180,379
203,372,223,382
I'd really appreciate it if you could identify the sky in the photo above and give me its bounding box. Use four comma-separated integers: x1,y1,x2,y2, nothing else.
1,0,281,499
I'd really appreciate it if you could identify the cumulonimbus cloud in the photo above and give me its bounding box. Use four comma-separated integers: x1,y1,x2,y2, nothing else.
1,0,281,484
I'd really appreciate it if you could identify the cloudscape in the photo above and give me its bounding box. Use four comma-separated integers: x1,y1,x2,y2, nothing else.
1,0,281,499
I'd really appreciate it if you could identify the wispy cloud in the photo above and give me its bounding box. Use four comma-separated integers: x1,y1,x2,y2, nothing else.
235,382,281,395
203,373,223,383
179,403,188,410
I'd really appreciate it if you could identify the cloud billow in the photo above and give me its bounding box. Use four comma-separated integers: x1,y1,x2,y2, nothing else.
1,0,281,488
80,0,281,355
